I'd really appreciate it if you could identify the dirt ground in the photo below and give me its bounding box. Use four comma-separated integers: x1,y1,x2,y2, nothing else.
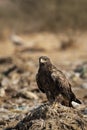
0,31,87,130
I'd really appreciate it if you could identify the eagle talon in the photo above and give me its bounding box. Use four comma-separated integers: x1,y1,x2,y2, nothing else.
51,101,59,108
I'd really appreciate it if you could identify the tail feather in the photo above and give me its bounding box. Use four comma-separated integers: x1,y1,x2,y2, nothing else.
75,98,81,104
70,92,81,104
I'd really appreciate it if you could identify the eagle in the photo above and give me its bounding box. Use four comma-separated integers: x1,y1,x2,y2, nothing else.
36,56,81,107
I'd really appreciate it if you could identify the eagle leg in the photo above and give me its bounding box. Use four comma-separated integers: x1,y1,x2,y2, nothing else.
46,91,55,103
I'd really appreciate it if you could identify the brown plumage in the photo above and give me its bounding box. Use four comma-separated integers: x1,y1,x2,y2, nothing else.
36,56,81,107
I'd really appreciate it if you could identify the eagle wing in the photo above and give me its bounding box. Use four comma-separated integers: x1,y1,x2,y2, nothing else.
51,68,72,98
50,66,81,104
36,73,45,93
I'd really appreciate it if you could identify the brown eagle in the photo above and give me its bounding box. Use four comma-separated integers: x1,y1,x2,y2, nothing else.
36,56,81,107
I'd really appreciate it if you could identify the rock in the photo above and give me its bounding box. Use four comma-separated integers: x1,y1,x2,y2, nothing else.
6,103,87,130
0,88,6,97
2,65,17,76
11,73,20,85
74,65,83,73
16,89,38,100
80,69,87,79
70,72,81,81
0,57,12,64
0,120,6,125
10,33,24,46
81,108,87,116
21,91,38,100
74,62,87,79
80,83,87,89
82,108,87,115
1,77,10,87
60,37,75,50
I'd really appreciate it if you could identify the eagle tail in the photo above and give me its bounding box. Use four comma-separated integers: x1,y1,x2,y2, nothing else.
70,91,81,104
75,98,81,104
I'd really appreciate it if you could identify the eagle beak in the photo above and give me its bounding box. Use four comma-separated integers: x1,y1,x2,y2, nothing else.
40,59,46,63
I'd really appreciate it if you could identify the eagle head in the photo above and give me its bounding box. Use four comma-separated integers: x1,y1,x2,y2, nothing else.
39,56,51,66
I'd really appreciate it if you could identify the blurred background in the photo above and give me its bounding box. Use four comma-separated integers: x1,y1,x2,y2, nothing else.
1,0,87,32
0,0,87,57
0,1,87,129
